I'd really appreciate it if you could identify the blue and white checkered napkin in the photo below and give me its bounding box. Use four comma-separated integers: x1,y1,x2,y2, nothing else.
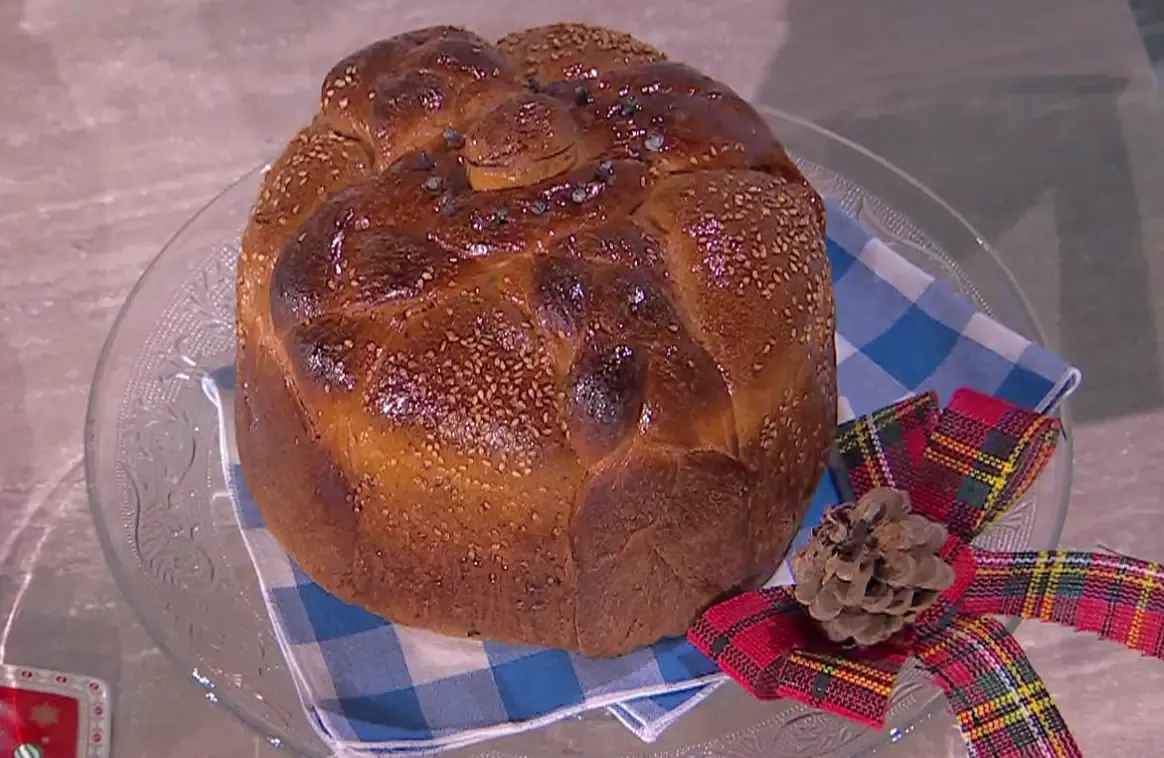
202,198,1079,755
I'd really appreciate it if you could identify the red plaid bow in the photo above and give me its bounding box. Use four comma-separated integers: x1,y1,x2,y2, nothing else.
689,389,1164,757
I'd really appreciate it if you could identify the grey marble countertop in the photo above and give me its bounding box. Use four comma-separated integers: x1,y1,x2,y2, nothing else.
3,0,1164,755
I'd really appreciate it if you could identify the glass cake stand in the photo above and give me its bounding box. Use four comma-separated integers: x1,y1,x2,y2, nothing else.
84,107,1074,758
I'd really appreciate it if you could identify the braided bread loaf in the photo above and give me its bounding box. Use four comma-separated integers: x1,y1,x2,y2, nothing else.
235,22,837,656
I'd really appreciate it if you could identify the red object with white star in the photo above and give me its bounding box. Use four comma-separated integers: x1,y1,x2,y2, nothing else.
0,665,109,758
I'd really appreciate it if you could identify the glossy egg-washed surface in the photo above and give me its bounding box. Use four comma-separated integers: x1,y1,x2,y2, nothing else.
235,22,837,656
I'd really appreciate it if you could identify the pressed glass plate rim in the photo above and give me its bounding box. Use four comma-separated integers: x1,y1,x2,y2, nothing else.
83,105,1074,756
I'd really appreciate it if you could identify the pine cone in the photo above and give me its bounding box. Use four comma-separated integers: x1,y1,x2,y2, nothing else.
791,488,953,646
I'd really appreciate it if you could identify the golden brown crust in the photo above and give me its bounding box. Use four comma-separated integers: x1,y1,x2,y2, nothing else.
235,22,837,657
496,23,667,85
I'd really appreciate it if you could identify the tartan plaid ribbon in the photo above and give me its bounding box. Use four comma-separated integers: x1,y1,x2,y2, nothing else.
913,615,1079,757
689,388,1164,757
